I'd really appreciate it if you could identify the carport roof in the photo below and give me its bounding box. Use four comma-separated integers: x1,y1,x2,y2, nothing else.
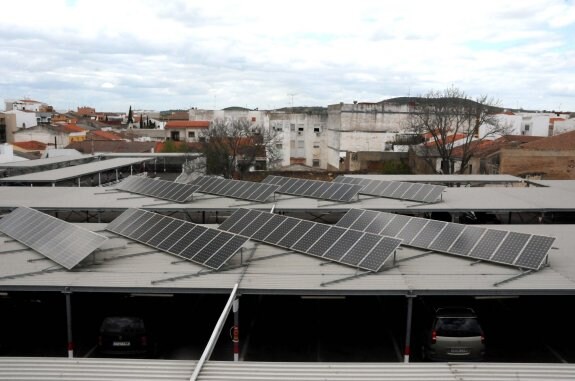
2,357,575,381
0,157,152,183
1,181,575,213
0,222,574,296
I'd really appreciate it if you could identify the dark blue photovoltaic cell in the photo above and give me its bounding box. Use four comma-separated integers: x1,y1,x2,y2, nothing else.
429,223,465,252
218,209,251,231
349,210,379,231
335,209,365,228
277,220,315,248
323,230,364,261
237,212,273,238
396,218,429,245
490,232,530,265
340,234,382,266
307,226,348,257
380,214,412,237
468,230,508,260
358,237,402,272
410,220,447,248
514,235,555,270
291,224,330,252
447,226,486,256
264,218,300,245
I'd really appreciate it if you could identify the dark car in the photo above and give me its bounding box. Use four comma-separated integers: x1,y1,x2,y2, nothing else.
97,316,150,357
422,307,485,361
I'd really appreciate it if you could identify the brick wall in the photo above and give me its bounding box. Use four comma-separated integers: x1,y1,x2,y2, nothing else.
500,149,575,179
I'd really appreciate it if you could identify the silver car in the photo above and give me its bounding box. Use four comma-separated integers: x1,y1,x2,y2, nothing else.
423,307,485,361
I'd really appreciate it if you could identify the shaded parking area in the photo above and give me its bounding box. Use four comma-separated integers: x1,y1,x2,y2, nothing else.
1,291,574,363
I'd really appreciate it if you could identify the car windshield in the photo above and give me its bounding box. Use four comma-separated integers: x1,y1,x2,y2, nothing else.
101,317,145,334
435,317,482,337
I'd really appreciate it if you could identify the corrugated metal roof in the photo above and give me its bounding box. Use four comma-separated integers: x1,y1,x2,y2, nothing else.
1,183,575,213
0,154,93,168
0,158,151,183
2,358,575,381
0,223,574,295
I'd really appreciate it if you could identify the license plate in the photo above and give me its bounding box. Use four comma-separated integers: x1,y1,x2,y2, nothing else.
112,341,131,347
449,347,469,354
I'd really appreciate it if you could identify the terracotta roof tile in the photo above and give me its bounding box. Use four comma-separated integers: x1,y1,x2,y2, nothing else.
89,130,124,141
12,141,47,150
520,130,575,151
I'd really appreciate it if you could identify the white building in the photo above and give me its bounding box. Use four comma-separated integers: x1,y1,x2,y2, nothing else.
4,109,38,130
4,99,47,112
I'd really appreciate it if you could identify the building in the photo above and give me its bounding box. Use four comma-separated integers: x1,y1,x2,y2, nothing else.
164,120,210,142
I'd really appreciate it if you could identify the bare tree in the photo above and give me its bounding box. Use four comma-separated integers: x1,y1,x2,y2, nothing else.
408,86,510,174
201,118,282,179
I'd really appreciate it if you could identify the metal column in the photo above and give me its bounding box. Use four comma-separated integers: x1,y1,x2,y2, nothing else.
64,290,74,358
233,298,240,361
403,294,415,363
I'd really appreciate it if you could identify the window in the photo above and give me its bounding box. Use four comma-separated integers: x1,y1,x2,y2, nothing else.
297,140,305,149
188,131,195,138
170,131,180,141
290,124,295,132
251,117,256,122
199,137,206,143
313,159,320,167
313,142,320,148
275,143,283,150
314,126,321,133
290,141,296,150
525,124,530,131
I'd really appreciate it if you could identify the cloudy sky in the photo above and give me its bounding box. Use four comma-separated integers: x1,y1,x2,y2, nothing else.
1,0,574,112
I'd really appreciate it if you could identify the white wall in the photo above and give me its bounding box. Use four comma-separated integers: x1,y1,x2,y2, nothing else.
5,110,38,129
554,119,575,135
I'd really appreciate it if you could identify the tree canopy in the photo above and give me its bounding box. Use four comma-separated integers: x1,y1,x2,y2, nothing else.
407,86,510,174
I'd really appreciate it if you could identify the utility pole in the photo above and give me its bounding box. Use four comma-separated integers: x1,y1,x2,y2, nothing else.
287,93,297,110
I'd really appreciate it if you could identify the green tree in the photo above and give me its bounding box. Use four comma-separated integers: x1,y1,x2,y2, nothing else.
201,119,281,179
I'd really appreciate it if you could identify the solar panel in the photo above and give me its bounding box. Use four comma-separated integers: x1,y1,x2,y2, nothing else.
468,230,508,260
364,212,396,235
0,207,107,270
490,232,531,265
334,176,446,203
335,209,365,228
252,215,286,241
107,209,247,270
263,217,300,245
349,210,379,231
307,226,347,257
514,235,555,270
237,212,273,237
428,223,465,252
380,214,412,236
276,220,315,248
268,176,361,202
228,210,262,234
218,209,251,231
323,230,364,261
336,209,555,271
340,233,382,266
358,237,403,272
397,218,429,244
117,176,200,203
195,176,279,202
291,223,331,252
410,220,448,248
215,208,402,272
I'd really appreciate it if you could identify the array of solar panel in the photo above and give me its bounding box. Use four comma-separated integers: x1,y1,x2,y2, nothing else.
217,208,402,272
106,208,248,270
335,209,555,271
333,176,446,203
190,176,280,202
0,207,108,270
116,176,199,203
262,175,364,202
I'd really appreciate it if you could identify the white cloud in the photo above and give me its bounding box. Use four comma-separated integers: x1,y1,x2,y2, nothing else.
0,0,573,111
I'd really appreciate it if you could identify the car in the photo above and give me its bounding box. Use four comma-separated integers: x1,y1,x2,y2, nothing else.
422,307,485,361
97,316,150,357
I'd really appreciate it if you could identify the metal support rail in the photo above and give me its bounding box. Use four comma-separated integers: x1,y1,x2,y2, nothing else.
190,283,239,381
